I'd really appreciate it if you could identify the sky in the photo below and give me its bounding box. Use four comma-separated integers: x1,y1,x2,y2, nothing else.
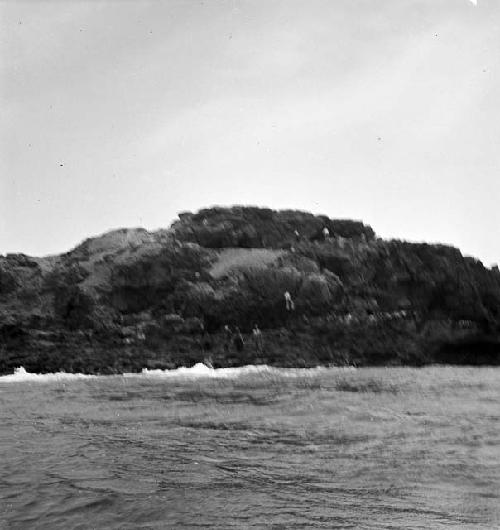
1,0,499,265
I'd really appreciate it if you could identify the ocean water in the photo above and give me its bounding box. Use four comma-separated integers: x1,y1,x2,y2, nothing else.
1,365,499,529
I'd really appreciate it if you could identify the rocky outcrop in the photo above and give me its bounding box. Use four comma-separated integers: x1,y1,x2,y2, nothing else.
0,206,499,373
172,206,375,249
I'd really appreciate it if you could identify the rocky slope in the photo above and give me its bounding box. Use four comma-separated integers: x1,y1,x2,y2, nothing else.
1,206,499,373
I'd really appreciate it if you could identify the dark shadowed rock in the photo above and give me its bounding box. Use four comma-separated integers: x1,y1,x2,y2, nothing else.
171,206,375,249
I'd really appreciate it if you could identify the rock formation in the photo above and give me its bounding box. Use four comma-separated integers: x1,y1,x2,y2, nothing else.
1,206,499,373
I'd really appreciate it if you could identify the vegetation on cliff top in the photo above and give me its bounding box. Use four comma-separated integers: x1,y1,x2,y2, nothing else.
1,206,499,373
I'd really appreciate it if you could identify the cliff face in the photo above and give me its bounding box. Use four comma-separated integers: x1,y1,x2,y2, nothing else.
1,206,499,373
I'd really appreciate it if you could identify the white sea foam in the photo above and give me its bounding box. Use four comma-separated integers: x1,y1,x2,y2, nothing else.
133,363,277,379
1,363,355,383
133,363,351,379
0,366,96,383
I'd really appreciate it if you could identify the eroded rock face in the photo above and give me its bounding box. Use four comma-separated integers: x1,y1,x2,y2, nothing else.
0,255,44,296
108,242,215,313
1,205,499,373
298,272,342,308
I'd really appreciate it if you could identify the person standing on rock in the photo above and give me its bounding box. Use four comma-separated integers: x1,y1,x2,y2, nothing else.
322,227,330,241
252,324,264,354
234,326,244,352
223,324,233,351
284,291,295,311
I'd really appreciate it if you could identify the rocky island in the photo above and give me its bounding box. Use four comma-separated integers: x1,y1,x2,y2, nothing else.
1,206,499,374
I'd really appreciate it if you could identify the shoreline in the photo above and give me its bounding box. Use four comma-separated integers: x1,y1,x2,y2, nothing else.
2,362,500,381
2,331,500,377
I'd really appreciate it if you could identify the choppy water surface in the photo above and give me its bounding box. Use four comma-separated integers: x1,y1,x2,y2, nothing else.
1,365,499,529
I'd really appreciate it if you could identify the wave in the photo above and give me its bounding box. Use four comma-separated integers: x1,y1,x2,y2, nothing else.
0,366,97,383
131,363,354,379
133,363,279,379
0,363,356,383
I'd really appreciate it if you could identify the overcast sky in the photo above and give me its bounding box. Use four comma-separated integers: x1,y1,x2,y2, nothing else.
1,0,499,265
